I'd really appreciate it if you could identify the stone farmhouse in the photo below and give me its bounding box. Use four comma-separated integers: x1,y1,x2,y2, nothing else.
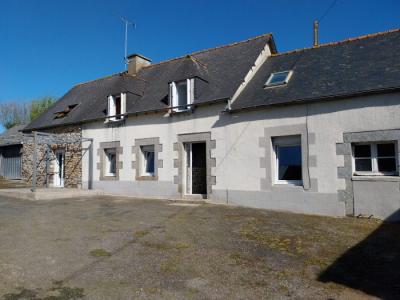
17,29,400,220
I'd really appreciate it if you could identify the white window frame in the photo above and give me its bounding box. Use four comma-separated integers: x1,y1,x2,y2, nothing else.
352,142,398,176
170,79,194,112
273,135,302,186
107,93,126,122
264,70,293,88
140,145,155,177
104,148,117,177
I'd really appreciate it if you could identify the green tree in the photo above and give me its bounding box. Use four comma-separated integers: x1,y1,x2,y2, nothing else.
30,96,56,121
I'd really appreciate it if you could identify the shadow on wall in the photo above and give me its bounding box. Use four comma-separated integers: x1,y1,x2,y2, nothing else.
318,210,400,299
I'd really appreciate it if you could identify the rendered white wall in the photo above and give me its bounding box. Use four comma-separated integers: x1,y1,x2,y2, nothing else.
82,92,400,218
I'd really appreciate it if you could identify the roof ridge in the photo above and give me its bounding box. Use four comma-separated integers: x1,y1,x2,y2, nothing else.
70,33,272,87
272,28,400,57
140,33,273,70
73,72,127,88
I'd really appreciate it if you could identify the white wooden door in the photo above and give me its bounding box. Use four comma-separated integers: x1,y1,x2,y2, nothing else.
185,143,192,194
54,150,65,187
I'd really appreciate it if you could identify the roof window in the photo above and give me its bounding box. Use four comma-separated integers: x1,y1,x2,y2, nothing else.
169,79,194,112
264,71,293,87
107,93,126,122
54,104,78,119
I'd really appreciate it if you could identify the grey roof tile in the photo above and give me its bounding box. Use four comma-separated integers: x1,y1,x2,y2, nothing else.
24,34,273,131
0,124,26,146
231,29,400,110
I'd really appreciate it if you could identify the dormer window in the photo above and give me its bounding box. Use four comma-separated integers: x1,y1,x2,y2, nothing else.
264,71,293,88
170,79,194,112
107,93,126,121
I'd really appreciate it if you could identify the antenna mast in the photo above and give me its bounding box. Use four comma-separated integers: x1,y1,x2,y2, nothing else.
119,16,136,70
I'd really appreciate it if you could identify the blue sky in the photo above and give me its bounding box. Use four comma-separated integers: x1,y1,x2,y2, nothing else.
1,0,399,102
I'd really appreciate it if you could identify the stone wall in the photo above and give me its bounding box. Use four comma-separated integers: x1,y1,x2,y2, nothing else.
21,125,82,188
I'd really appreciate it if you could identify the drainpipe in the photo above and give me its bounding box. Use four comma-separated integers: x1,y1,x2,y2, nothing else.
31,131,37,192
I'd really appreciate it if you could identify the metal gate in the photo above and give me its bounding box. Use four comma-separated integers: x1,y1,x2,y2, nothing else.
0,145,22,179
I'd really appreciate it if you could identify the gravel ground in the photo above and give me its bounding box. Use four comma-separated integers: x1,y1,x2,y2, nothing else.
0,196,398,300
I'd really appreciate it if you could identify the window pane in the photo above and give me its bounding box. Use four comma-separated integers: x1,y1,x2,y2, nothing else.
110,154,116,174
277,145,302,181
106,150,116,175
354,145,371,158
355,158,372,171
378,158,396,172
115,96,121,119
268,72,289,85
146,152,155,174
377,143,395,157
176,82,187,107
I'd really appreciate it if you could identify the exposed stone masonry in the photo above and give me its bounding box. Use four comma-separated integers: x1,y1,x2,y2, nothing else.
21,126,82,188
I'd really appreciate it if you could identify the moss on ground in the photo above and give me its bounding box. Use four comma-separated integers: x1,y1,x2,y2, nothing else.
89,248,111,257
142,241,190,251
134,230,150,238
2,285,84,300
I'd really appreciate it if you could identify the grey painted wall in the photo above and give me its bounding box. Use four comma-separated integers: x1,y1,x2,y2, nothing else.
353,179,400,221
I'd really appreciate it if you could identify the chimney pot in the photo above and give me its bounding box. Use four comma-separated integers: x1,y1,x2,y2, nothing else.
127,54,151,75
313,20,319,47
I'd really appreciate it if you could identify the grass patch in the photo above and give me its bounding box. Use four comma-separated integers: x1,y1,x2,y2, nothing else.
142,241,190,251
240,219,299,255
134,230,150,238
174,242,190,249
89,248,111,257
46,287,85,299
160,257,179,274
2,285,84,300
185,287,199,298
2,288,37,300
229,252,252,266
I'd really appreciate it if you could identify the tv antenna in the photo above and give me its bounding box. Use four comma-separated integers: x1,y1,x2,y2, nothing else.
119,16,136,70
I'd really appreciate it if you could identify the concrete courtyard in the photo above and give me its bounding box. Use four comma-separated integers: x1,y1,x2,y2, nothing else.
0,196,398,299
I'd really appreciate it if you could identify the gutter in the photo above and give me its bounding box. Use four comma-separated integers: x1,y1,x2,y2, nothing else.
23,97,229,132
227,86,400,113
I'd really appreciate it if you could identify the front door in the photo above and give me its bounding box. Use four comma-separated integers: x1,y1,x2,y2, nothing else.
184,142,207,195
54,150,65,187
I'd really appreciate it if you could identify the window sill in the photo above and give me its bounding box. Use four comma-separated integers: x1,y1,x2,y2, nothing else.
169,108,193,115
263,82,288,89
136,175,158,181
104,118,125,126
272,182,304,190
352,175,400,182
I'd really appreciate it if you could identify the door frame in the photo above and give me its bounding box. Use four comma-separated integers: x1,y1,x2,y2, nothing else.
184,143,192,195
53,149,65,188
183,141,207,196
176,132,216,199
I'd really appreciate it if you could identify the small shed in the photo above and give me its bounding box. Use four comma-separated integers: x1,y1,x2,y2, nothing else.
0,125,26,179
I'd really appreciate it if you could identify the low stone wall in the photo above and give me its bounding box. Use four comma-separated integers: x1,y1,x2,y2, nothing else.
21,125,82,188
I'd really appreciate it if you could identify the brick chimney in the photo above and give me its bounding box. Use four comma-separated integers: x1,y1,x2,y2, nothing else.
127,54,151,75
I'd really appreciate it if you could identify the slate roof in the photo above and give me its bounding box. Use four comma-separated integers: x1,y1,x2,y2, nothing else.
231,29,400,111
24,33,274,131
0,124,26,146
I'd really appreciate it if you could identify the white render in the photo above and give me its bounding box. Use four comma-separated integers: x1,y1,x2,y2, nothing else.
82,92,400,220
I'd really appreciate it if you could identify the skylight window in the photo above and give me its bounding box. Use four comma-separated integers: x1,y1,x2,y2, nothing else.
264,71,293,87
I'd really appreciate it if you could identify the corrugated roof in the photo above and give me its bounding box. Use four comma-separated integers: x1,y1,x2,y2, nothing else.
0,124,26,146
